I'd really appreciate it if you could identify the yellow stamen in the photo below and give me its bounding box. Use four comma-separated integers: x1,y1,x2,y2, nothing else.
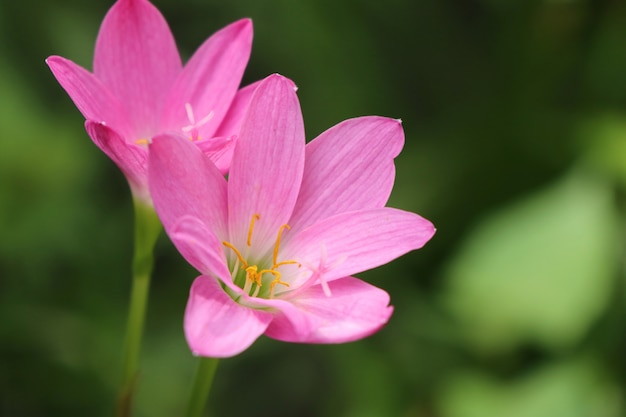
272,260,300,269
221,216,300,299
269,270,290,298
273,224,290,265
247,214,260,246
260,269,279,280
135,138,150,146
222,241,248,270
245,265,262,286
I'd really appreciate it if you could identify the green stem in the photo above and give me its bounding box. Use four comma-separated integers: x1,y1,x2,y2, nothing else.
116,199,162,417
185,357,220,417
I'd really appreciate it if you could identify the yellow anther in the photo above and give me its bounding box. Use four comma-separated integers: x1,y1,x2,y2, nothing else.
261,269,280,280
135,138,150,146
273,224,290,265
247,214,260,246
222,241,248,269
273,260,300,269
269,270,290,298
245,265,262,286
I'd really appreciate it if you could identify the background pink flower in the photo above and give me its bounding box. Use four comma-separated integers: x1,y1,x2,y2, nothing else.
148,74,435,357
46,0,255,202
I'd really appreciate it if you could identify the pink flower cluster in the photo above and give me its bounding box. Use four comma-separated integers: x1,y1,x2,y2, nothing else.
48,0,435,357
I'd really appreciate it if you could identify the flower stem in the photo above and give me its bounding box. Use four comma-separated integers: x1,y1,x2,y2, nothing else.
116,199,162,417
185,357,220,417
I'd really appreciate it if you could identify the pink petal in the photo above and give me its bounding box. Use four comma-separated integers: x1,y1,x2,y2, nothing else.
46,56,132,138
168,216,232,280
284,208,435,285
214,81,261,139
289,117,404,234
84,120,148,200
228,74,305,252
260,277,393,343
94,0,182,139
184,275,273,358
161,19,253,139
195,136,237,175
206,81,261,175
148,134,228,237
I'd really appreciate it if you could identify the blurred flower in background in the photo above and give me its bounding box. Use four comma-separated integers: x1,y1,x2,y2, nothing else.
47,0,255,202
1,0,624,416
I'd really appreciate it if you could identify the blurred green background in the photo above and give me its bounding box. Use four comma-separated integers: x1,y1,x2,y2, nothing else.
1,0,625,416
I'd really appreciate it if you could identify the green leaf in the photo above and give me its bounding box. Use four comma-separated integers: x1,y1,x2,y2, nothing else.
437,357,623,417
578,113,626,189
442,170,619,352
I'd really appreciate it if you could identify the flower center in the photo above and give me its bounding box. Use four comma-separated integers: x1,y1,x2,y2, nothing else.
133,103,214,146
223,214,300,298
182,102,214,142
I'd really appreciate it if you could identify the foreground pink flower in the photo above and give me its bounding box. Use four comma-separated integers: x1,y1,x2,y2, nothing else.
46,0,254,202
148,74,435,357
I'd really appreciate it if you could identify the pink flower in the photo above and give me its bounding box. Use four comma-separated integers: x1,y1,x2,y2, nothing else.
46,0,255,202
148,74,436,357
